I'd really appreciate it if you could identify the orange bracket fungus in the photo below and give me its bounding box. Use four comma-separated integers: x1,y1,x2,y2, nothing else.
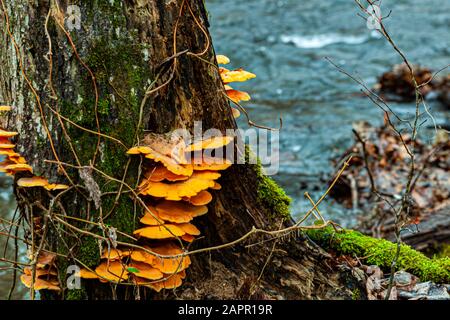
95,261,130,283
139,171,221,200
3,107,71,294
0,105,12,112
20,252,60,291
186,136,233,152
17,176,69,190
0,129,18,138
218,56,255,118
144,165,190,182
216,54,230,65
225,88,251,104
78,130,233,292
220,68,256,84
184,190,213,206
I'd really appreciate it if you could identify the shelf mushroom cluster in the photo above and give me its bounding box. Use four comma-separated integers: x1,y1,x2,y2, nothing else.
217,54,256,118
0,106,33,176
1,106,68,291
20,252,60,291
0,107,69,190
78,133,233,292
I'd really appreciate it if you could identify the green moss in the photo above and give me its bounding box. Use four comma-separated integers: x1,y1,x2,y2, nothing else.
352,288,361,300
101,191,141,240
435,243,450,259
58,22,152,269
97,99,110,116
245,146,291,219
66,288,87,300
61,37,148,267
307,226,450,283
78,236,101,269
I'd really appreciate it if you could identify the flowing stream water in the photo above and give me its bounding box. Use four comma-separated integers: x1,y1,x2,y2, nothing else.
208,0,450,225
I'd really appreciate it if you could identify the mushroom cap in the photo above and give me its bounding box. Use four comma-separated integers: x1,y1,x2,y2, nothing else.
211,182,222,190
0,149,20,157
144,165,190,182
226,89,251,103
130,247,156,265
140,171,220,201
126,146,153,155
0,130,18,138
35,251,56,268
20,274,60,291
216,55,230,65
130,134,194,175
0,161,11,172
191,156,232,171
231,108,241,118
140,206,164,226
77,268,99,279
132,133,188,162
220,67,256,84
17,177,49,188
147,271,186,292
133,224,186,239
177,223,201,236
0,138,15,148
95,261,129,282
133,276,158,287
101,248,131,261
150,243,191,274
9,156,27,164
23,267,57,277
44,184,70,191
181,234,195,243
140,205,167,226
5,163,33,174
145,152,193,176
186,136,233,152
128,262,164,280
0,105,12,112
155,200,208,223
131,244,191,275
184,190,213,206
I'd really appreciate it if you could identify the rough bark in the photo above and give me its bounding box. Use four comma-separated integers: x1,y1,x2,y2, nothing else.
0,0,356,300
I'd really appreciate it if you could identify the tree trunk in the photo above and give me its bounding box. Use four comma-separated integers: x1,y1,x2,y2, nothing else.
0,0,356,300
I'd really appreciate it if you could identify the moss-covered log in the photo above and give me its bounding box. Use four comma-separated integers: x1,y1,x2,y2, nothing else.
308,227,450,283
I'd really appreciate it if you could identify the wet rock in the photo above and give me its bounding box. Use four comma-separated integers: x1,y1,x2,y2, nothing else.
427,285,449,300
393,271,418,291
360,268,449,300
397,281,450,300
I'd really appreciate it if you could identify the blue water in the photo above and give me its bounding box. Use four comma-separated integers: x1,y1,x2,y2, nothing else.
207,0,450,225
